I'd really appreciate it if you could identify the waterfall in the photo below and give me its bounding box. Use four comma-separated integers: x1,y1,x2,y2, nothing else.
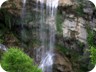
21,0,27,45
23,0,26,4
22,0,26,16
21,0,59,72
36,0,59,72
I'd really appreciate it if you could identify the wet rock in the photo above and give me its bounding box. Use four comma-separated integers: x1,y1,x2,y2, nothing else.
0,44,7,51
0,44,7,61
53,52,73,72
83,1,95,15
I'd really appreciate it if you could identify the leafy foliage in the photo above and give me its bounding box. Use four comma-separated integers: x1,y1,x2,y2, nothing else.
1,47,42,72
87,32,95,47
90,46,96,64
86,24,96,65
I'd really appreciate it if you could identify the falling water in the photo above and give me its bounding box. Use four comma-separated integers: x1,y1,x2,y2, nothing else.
23,0,26,4
21,0,27,45
36,0,59,72
21,0,59,72
21,0,26,24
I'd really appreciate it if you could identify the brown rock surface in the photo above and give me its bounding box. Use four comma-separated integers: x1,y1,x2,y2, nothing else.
53,52,73,72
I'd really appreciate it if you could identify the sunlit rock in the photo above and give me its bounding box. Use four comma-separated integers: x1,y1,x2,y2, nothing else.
62,17,87,43
59,0,74,6
53,52,73,72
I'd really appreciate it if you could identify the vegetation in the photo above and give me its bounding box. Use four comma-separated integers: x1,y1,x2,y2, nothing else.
75,3,84,17
1,47,42,72
56,42,69,54
56,12,63,34
0,8,12,44
86,24,96,65
87,32,95,47
90,46,96,64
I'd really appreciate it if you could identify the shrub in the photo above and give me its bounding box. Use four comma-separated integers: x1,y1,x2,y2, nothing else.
1,47,42,72
86,25,96,65
87,30,95,47
90,46,96,65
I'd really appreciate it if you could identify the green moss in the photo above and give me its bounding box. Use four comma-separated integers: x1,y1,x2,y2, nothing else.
12,3,16,8
1,47,42,72
56,13,64,34
75,4,84,17
56,43,68,54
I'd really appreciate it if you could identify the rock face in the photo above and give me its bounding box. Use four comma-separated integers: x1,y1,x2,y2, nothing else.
0,0,96,72
59,0,74,6
62,16,87,43
58,0,96,43
1,0,22,15
53,52,73,72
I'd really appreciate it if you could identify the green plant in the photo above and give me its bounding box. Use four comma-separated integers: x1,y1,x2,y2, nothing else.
75,4,84,17
90,46,96,65
86,24,96,47
56,43,68,53
86,24,96,65
56,13,63,34
1,47,42,72
87,32,95,46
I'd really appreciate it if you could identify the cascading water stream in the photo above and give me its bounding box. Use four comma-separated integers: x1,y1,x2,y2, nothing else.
21,0,27,45
36,0,59,72
21,0,26,20
21,0,59,72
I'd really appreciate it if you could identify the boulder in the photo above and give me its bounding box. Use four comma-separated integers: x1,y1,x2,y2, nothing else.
53,52,73,72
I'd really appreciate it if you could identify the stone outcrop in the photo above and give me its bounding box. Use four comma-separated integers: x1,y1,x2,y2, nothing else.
62,16,88,43
59,0,74,6
58,0,96,43
1,0,22,15
53,52,73,72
